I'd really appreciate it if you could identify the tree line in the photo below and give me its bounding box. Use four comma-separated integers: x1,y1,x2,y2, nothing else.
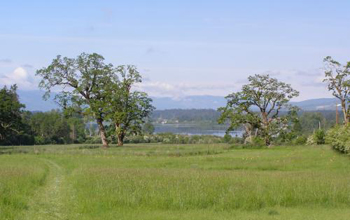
219,56,349,146
0,53,348,148
0,53,154,147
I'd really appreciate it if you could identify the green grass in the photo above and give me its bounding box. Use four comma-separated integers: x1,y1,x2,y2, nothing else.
1,144,350,219
0,156,48,219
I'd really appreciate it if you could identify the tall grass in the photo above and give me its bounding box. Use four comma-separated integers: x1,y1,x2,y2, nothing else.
73,168,350,212
2,144,350,219
0,156,48,219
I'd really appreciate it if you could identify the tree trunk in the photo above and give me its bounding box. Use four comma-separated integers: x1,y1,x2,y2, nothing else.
341,100,349,125
264,136,271,146
96,118,109,148
115,123,125,146
243,124,252,144
117,134,124,146
261,112,270,146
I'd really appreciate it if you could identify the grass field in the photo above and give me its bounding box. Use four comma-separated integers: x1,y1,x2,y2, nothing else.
1,143,350,219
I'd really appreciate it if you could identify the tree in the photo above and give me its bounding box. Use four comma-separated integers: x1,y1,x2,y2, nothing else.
323,56,350,124
34,111,69,144
28,111,83,144
0,85,34,145
143,122,155,135
67,115,87,143
218,74,299,145
36,53,115,147
105,66,154,146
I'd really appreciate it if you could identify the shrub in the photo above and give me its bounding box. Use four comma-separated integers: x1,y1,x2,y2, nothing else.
326,125,350,154
85,136,102,144
34,136,46,145
307,129,325,145
120,133,226,145
292,136,307,145
244,136,266,148
223,134,232,143
314,129,326,145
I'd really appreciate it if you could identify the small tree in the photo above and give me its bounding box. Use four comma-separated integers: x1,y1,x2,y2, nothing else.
0,85,25,144
105,66,154,146
143,122,155,135
36,53,115,147
218,74,299,146
323,56,350,124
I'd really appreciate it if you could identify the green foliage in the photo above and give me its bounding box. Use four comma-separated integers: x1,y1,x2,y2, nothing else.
36,53,116,147
0,85,34,145
28,111,85,145
36,53,153,147
105,65,154,146
323,56,350,124
114,133,225,145
223,133,232,143
298,112,328,135
307,129,326,145
314,129,326,145
219,74,299,146
244,136,266,148
292,136,307,145
326,125,350,154
142,122,155,135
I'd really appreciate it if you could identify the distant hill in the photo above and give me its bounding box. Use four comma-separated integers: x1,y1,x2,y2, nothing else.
291,98,340,111
17,90,59,112
152,96,226,110
17,91,339,112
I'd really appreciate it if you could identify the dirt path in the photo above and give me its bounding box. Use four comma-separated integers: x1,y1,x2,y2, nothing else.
24,159,68,220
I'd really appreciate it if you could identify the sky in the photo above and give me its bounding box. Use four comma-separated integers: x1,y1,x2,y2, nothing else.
1,0,350,101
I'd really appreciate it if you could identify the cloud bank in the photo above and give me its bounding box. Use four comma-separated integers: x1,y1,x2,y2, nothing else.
0,67,38,90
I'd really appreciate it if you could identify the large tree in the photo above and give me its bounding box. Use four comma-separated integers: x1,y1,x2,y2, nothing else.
323,56,350,124
218,74,299,145
36,53,115,147
105,66,154,146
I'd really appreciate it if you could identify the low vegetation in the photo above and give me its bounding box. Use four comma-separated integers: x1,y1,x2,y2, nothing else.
326,125,350,154
1,144,350,219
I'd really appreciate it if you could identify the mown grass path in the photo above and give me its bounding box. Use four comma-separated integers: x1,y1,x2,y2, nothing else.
24,159,68,220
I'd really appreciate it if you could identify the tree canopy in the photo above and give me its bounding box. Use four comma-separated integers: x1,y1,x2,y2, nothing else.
105,65,154,146
36,53,117,147
323,56,350,124
36,53,153,147
218,74,299,145
0,85,34,145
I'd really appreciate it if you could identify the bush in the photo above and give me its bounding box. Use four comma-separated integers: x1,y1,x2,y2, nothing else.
120,133,226,145
223,134,232,143
314,129,326,145
244,136,266,148
292,136,307,145
34,136,46,145
326,125,350,154
85,136,102,144
307,129,325,145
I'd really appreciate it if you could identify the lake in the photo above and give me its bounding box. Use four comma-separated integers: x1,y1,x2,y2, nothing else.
154,124,243,137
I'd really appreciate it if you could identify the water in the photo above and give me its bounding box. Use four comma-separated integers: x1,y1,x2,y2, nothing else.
154,124,243,137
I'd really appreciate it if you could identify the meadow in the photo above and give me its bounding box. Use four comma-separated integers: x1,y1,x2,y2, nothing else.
1,144,350,219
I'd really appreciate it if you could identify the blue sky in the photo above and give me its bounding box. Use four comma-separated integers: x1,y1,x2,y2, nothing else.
1,0,350,100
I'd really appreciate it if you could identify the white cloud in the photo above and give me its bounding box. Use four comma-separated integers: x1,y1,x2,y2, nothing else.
133,69,332,101
0,67,38,90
